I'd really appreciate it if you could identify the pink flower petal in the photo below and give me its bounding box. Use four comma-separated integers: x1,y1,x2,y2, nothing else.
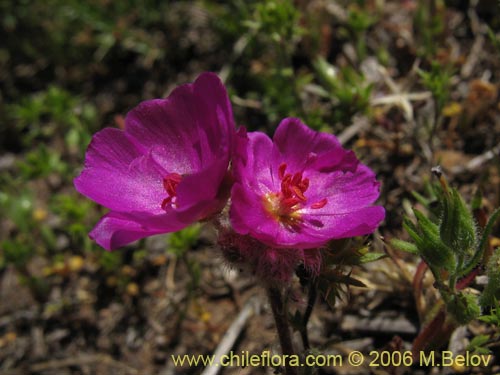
74,128,166,213
89,211,187,250
230,117,384,249
76,72,235,250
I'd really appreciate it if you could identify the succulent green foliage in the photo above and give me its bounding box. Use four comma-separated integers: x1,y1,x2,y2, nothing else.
346,5,376,36
0,189,34,234
50,194,97,251
167,224,202,291
314,57,373,124
418,61,453,116
167,224,201,257
251,0,303,45
345,5,377,60
99,251,123,272
7,86,97,152
228,0,308,124
1,239,32,269
17,144,68,179
1,0,170,70
414,0,445,59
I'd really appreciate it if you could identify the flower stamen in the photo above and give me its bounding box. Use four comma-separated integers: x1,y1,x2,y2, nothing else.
264,163,327,230
161,173,182,210
311,198,328,209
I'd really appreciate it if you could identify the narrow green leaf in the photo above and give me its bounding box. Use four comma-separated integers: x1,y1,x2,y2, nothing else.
469,334,490,347
462,207,500,276
391,239,419,254
411,190,431,208
403,218,422,244
479,249,500,308
414,209,456,272
479,207,500,255
414,209,439,236
358,252,387,263
338,275,367,288
447,292,480,324
471,189,483,211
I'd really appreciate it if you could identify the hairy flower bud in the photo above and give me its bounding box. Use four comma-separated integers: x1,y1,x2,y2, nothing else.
440,188,477,256
447,292,480,324
404,210,456,272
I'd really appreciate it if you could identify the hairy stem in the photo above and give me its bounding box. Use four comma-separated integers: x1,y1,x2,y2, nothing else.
267,285,298,375
300,283,317,350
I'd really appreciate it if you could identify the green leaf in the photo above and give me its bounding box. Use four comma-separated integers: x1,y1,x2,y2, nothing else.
478,315,499,325
313,57,337,90
411,190,431,208
439,189,476,256
391,239,419,254
413,209,456,272
471,189,483,211
467,334,492,355
414,209,439,236
2,239,33,267
358,252,387,263
167,224,201,256
403,217,422,244
447,292,480,324
469,334,490,347
478,207,500,257
99,251,123,272
479,249,500,308
317,277,341,308
321,270,367,288
462,207,500,276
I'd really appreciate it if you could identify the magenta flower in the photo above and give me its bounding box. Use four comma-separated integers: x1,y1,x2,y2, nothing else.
75,73,235,250
230,118,384,249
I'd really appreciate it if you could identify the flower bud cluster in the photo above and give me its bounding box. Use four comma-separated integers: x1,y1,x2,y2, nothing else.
403,186,477,274
396,175,500,324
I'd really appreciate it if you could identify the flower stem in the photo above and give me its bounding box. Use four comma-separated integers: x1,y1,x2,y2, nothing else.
266,285,298,375
300,283,317,350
